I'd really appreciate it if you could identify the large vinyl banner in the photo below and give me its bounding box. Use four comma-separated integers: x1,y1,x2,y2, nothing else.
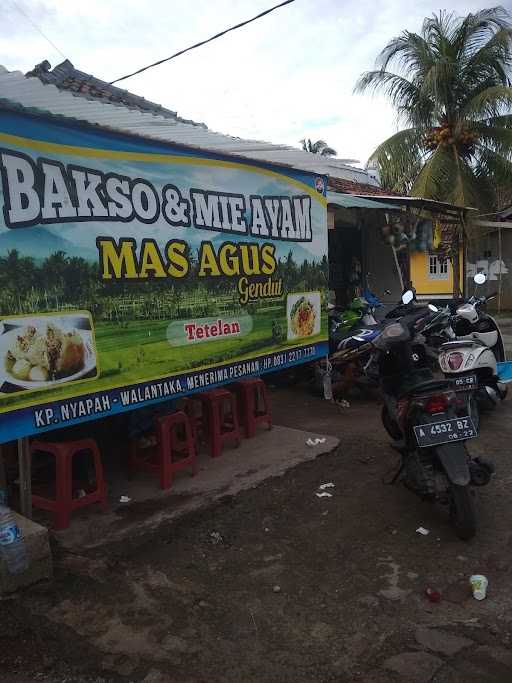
0,110,328,441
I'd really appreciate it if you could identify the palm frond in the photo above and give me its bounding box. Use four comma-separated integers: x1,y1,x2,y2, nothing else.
455,7,512,61
368,128,423,192
461,27,512,87
354,71,432,126
411,144,454,200
355,6,512,210
463,84,512,119
377,31,435,77
476,143,512,186
473,122,512,155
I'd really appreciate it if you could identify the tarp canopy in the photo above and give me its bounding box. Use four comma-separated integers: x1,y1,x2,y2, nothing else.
327,192,396,210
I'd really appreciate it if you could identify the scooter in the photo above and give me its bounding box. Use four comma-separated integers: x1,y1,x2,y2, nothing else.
376,290,494,540
438,273,507,409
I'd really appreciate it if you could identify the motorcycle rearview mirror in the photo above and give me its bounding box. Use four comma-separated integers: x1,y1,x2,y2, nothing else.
402,290,414,305
428,304,438,312
474,272,487,285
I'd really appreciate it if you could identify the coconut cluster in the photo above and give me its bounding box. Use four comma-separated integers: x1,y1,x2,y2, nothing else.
424,124,479,155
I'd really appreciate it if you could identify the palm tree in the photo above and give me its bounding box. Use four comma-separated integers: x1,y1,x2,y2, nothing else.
354,7,512,210
300,138,337,157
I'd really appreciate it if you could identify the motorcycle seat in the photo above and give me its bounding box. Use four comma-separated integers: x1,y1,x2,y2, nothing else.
400,378,454,398
440,340,480,349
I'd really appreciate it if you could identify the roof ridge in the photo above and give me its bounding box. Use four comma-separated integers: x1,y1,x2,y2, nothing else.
26,59,207,128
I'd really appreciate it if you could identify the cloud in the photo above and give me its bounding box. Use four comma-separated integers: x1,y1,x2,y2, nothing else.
0,0,503,164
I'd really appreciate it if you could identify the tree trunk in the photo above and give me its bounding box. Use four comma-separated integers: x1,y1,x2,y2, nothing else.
452,226,461,299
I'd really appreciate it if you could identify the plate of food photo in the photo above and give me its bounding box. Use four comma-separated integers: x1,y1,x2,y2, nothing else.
287,292,321,340
0,315,97,391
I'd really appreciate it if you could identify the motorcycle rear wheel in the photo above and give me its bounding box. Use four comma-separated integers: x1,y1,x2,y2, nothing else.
449,484,477,540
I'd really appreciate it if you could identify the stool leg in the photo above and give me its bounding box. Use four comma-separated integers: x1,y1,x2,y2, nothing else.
185,421,198,476
261,385,273,431
232,398,241,447
91,445,108,511
209,401,222,458
54,450,72,531
246,387,257,438
158,421,172,490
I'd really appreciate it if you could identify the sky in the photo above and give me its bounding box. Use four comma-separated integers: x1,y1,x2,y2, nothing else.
0,0,503,166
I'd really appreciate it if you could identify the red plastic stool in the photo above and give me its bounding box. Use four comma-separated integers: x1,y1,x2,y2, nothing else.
196,389,241,458
30,439,107,531
128,411,197,490
234,378,272,438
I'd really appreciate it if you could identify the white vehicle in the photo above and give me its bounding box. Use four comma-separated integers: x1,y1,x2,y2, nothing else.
439,273,507,410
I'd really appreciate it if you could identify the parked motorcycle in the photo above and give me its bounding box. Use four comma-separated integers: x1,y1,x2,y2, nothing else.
438,273,507,410
328,296,378,348
376,290,493,540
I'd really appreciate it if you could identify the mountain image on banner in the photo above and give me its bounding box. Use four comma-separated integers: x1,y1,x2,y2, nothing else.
0,227,97,261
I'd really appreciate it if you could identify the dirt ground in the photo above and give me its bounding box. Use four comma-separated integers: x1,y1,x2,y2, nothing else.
3,386,512,683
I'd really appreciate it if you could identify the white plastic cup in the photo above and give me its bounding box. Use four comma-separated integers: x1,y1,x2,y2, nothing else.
470,574,488,600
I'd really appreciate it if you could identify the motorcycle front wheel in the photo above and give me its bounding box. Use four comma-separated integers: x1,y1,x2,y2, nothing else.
449,484,477,540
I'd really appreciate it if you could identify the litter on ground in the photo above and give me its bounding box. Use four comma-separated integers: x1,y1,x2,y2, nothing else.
306,437,327,446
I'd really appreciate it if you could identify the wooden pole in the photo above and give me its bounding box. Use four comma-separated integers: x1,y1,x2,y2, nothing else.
17,437,32,519
392,245,404,291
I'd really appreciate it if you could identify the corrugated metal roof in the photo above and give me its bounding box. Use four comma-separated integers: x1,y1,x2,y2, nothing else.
327,192,396,210
26,59,204,126
0,66,378,183
356,195,476,213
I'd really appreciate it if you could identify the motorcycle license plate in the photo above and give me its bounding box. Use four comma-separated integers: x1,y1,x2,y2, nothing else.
414,416,477,447
453,374,477,391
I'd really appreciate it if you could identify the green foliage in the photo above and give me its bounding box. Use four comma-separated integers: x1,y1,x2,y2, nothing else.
355,6,512,209
0,248,327,321
300,138,337,157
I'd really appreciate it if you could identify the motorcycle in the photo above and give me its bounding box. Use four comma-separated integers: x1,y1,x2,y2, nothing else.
376,290,494,540
438,272,507,410
328,296,378,349
318,296,384,397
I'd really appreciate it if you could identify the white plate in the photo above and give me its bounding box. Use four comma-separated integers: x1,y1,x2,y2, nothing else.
287,292,321,340
0,327,96,390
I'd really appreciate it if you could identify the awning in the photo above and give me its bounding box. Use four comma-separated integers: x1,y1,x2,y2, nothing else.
356,194,477,214
327,191,397,210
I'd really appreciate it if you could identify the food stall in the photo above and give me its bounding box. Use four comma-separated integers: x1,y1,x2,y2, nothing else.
0,102,329,523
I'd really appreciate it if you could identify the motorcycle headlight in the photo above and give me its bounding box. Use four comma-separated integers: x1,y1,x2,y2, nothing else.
382,322,407,339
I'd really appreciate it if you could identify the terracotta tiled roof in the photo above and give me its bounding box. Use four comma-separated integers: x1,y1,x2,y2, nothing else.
327,177,398,196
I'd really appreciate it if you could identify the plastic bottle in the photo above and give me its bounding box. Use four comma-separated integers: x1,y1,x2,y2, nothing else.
0,505,29,574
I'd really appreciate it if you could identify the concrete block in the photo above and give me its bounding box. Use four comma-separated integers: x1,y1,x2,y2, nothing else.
0,512,52,594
